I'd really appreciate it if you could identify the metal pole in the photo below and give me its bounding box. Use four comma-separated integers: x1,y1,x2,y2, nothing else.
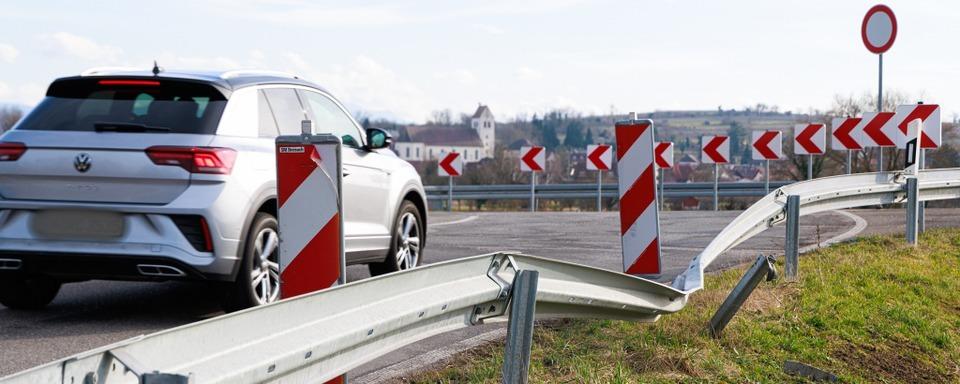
530,172,536,212
659,167,665,211
713,163,719,211
785,195,800,279
502,270,539,384
765,159,770,194
878,53,884,173
919,149,926,233
906,177,919,245
597,170,602,212
807,154,813,180
846,150,852,174
708,254,776,338
447,176,453,212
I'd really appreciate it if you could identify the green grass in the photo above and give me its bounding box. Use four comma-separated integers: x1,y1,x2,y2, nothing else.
408,229,960,383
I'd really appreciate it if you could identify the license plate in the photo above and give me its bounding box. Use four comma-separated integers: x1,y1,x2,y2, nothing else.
31,210,125,239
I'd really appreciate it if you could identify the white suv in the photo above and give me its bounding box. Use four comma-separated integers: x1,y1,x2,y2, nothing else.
0,69,427,310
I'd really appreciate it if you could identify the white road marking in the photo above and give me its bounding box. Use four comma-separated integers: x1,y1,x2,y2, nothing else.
429,215,479,228
798,210,868,253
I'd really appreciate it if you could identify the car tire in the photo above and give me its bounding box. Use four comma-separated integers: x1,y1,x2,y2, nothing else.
0,277,61,310
369,200,424,277
223,212,281,312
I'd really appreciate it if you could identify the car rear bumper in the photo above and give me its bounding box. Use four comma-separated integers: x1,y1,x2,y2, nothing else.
0,251,231,282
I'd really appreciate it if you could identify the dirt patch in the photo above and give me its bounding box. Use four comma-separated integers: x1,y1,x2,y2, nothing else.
832,342,952,384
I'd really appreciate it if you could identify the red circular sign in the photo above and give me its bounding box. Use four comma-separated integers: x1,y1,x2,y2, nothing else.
861,4,897,54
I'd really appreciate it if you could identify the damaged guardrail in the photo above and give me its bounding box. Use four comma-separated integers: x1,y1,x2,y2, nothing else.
0,253,686,384
673,168,960,292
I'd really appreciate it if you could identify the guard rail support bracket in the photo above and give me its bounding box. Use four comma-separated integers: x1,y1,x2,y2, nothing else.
502,269,539,384
708,254,776,338
784,195,800,279
141,372,194,384
472,253,519,325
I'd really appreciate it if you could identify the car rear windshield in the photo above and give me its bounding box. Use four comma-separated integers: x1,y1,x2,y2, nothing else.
14,78,227,134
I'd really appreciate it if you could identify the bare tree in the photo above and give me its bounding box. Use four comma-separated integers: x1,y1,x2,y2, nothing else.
0,106,23,132
428,109,454,125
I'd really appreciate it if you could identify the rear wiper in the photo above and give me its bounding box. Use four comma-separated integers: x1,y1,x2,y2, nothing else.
94,122,171,133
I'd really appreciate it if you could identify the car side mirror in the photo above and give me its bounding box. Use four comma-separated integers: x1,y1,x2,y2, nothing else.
366,128,393,150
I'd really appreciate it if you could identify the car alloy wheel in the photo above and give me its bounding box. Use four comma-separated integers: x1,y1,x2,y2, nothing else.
394,212,420,270
251,227,280,304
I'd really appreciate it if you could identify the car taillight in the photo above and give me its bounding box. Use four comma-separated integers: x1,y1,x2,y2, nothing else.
145,146,237,174
0,142,26,161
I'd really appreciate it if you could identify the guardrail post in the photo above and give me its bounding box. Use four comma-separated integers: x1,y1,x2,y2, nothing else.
906,177,919,245
784,195,800,279
708,254,776,338
502,269,539,384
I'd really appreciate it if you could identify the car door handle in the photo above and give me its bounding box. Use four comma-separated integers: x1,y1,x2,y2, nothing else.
342,167,352,177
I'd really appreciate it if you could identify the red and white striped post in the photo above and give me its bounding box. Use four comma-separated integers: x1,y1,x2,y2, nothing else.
615,113,661,276
276,126,346,383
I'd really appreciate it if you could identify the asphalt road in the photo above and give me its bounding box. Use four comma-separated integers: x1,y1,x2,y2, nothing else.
1,208,958,379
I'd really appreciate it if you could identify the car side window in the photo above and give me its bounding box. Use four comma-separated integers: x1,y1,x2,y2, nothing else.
262,88,306,136
299,90,364,148
257,90,280,138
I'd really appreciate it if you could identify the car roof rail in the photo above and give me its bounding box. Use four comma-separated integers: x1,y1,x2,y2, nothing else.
219,69,300,80
80,67,146,76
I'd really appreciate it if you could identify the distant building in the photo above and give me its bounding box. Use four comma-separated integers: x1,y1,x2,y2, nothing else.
392,104,495,163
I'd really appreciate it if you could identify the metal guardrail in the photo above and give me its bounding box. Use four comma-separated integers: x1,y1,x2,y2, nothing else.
424,181,792,200
1,253,686,384
673,168,960,292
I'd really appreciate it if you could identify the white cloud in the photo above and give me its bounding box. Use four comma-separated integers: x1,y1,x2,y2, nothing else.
0,82,46,106
40,32,123,62
472,24,505,35
284,54,432,122
0,44,19,63
435,69,477,85
516,66,543,80
0,82,10,99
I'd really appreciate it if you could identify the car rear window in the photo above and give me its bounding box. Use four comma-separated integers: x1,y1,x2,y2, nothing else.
14,78,227,134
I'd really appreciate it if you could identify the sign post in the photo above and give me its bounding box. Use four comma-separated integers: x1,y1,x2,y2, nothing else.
655,142,674,210
862,4,897,172
275,123,346,384
751,130,782,194
615,113,661,276
701,135,729,211
794,123,826,180
438,152,463,212
520,146,545,212
586,144,612,212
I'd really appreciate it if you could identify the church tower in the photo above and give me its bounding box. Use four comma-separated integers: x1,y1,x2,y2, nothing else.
471,104,495,158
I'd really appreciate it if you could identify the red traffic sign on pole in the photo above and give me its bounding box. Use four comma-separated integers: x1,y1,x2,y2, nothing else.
520,146,545,172
862,4,897,54
859,112,896,147
883,104,941,149
586,144,612,171
751,130,782,160
701,135,729,164
832,117,864,150
794,124,826,155
615,118,660,275
438,152,463,177
655,142,674,168
276,134,344,300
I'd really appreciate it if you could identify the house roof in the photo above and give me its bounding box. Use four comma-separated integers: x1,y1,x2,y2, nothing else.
405,125,483,146
507,138,532,150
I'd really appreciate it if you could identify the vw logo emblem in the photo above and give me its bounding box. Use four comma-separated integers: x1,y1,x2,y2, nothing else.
74,153,92,173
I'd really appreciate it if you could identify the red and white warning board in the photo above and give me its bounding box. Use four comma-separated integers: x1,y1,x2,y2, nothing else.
586,144,612,171
701,135,729,164
276,134,344,299
615,119,661,275
751,130,782,160
883,104,941,149
438,151,463,177
831,117,864,150
655,142,674,168
859,112,896,148
520,146,545,172
794,123,826,155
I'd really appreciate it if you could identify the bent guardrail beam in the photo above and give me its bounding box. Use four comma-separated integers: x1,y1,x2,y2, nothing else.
1,253,686,384
673,168,960,292
424,181,793,200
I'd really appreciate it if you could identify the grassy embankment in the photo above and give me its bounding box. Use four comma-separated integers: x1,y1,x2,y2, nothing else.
409,229,960,383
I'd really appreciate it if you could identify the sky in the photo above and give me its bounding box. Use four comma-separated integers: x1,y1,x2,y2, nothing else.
0,0,957,123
